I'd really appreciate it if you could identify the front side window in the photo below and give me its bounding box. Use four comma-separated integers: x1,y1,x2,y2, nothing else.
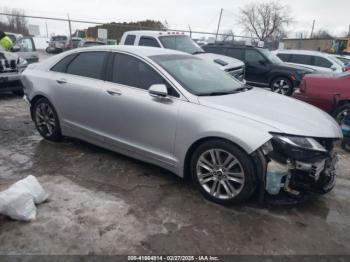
151,54,243,96
139,37,160,47
66,51,107,80
245,49,266,64
111,53,179,97
259,49,282,64
124,35,136,45
159,35,204,54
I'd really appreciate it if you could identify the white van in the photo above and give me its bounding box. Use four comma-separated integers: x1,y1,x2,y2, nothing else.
272,49,344,73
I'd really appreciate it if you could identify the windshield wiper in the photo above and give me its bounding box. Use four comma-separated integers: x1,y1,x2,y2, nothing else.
192,51,205,55
199,85,253,96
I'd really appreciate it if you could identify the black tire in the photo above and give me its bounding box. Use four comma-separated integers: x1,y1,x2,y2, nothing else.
32,98,62,141
332,102,350,125
190,139,257,205
12,90,24,96
270,77,293,96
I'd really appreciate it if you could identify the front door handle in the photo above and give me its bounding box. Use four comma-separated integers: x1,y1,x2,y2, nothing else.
56,78,67,84
107,89,122,96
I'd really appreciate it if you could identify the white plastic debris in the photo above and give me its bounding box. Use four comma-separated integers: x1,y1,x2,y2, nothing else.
0,190,37,221
9,175,49,204
0,175,48,221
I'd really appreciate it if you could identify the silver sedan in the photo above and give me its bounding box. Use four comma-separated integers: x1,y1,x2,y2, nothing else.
21,46,342,205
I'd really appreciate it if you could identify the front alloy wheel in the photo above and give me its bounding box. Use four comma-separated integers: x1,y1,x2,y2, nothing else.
271,77,293,96
191,140,256,205
33,98,62,141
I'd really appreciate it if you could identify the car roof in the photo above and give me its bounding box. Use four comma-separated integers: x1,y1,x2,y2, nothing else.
71,45,190,57
124,30,187,37
274,49,330,57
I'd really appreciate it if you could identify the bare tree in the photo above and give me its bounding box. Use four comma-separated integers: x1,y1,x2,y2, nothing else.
311,29,333,39
238,1,292,41
0,7,29,35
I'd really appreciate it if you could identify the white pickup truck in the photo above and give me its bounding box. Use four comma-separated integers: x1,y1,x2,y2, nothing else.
120,31,245,82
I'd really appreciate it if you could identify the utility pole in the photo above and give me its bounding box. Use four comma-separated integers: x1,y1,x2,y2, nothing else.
215,8,223,42
188,25,192,38
45,22,48,38
67,14,73,49
348,24,350,37
310,20,315,38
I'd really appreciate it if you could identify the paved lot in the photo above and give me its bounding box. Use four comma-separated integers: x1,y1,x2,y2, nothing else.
0,95,350,255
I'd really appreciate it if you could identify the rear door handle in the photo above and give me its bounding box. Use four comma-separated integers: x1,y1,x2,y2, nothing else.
56,78,67,84
107,89,122,96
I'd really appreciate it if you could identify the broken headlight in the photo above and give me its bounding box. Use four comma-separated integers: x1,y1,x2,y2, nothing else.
268,134,328,162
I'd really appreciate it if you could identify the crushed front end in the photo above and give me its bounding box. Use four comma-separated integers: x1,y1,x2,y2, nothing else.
259,134,339,204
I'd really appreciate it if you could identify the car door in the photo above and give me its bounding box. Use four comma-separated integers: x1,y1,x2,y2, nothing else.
101,52,181,165
49,51,108,140
14,37,38,63
244,49,270,86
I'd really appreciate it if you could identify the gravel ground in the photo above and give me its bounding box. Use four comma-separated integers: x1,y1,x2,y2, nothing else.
0,95,350,256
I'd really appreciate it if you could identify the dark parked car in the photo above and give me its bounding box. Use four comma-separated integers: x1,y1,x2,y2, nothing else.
202,44,315,95
293,71,350,124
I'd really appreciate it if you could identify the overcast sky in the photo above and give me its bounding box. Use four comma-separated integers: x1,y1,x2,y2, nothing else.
1,0,349,39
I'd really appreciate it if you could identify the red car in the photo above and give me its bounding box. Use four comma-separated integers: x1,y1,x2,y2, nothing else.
293,71,350,123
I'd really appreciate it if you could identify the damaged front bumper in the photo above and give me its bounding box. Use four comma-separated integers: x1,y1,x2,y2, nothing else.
256,134,339,204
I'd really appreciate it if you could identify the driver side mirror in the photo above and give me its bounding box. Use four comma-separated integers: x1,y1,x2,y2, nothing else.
11,45,20,52
148,84,168,99
331,65,337,71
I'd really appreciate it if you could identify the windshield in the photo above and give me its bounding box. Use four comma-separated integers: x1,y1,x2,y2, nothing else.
260,49,283,64
150,54,244,96
329,55,346,66
159,35,204,55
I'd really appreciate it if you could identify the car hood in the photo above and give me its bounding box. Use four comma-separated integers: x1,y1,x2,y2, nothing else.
195,52,244,70
198,88,342,138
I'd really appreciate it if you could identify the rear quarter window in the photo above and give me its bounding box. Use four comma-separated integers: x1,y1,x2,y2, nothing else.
313,56,332,68
276,53,291,62
50,53,78,73
226,48,245,61
124,35,136,45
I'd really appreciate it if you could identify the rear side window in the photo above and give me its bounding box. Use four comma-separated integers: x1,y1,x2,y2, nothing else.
139,37,160,47
66,52,107,80
313,56,332,68
226,48,244,61
50,53,78,73
111,53,179,97
290,54,312,65
124,35,136,45
276,53,291,62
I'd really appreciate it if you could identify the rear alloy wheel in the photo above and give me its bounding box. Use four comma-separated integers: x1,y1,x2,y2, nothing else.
191,140,256,205
33,98,62,141
270,77,293,96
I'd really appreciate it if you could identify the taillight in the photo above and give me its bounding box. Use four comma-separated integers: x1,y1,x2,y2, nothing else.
299,79,306,92
345,66,350,72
